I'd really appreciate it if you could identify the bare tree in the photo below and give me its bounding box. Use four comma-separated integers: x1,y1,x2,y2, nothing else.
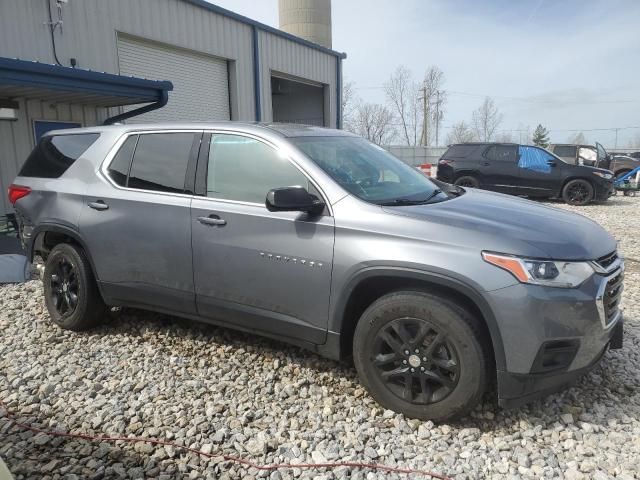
568,131,586,144
341,80,356,131
384,66,422,146
446,121,475,144
352,102,396,145
495,131,514,143
421,66,446,146
472,97,503,141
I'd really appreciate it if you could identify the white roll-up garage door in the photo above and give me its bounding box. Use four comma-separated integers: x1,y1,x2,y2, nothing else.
117,35,230,122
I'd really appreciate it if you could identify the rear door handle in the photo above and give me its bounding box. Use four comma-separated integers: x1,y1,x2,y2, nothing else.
88,200,109,211
197,215,226,226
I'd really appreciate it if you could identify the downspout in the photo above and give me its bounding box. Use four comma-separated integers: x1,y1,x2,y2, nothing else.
103,90,169,125
336,56,342,129
252,25,262,122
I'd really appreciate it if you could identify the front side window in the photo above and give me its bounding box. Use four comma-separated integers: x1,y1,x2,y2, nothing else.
128,133,196,193
518,146,556,173
290,136,444,205
206,134,309,204
19,133,100,178
484,145,517,163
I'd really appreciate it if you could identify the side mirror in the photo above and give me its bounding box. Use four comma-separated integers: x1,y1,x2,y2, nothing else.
546,159,557,167
266,186,325,216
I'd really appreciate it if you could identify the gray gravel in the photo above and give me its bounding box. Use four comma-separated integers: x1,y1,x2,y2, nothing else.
1,195,639,479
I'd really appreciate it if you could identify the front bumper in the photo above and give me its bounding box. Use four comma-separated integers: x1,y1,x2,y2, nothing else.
593,177,614,200
498,316,623,408
486,263,624,407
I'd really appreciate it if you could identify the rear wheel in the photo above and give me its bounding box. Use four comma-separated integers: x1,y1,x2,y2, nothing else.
454,176,480,188
562,179,594,206
353,291,488,421
43,243,105,331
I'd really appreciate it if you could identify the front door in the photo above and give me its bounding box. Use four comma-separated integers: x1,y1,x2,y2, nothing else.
479,144,520,193
191,132,335,344
517,145,565,196
80,131,201,314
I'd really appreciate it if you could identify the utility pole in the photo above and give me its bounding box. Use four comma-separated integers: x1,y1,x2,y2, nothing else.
434,90,441,147
420,84,428,146
614,128,619,149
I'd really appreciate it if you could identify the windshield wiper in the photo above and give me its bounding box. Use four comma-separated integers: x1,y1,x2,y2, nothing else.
379,189,443,206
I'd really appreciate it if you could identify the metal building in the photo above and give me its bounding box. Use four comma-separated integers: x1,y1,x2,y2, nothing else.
0,0,346,216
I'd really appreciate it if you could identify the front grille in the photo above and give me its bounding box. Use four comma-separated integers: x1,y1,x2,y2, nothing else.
602,270,624,327
596,251,618,271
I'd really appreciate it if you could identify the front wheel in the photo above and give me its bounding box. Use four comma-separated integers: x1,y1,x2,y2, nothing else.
562,179,594,206
353,291,489,422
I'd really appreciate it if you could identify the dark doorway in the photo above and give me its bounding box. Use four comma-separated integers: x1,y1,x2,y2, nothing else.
271,76,325,126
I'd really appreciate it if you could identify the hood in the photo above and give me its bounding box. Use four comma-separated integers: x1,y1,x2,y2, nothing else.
383,189,616,260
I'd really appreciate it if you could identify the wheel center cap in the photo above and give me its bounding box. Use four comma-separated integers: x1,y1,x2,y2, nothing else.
408,354,421,368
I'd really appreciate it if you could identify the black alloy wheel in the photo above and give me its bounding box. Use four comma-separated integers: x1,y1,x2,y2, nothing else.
562,179,594,206
49,256,79,316
371,317,459,404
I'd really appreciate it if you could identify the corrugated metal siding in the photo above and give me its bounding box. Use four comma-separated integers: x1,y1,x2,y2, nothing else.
258,30,337,127
0,98,103,215
117,35,230,122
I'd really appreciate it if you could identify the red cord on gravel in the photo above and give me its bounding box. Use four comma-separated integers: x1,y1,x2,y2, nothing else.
0,398,452,479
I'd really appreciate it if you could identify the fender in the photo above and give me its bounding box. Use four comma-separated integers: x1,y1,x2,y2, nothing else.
330,265,507,371
28,223,103,290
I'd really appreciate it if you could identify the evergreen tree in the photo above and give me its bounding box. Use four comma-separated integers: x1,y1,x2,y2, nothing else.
532,124,550,148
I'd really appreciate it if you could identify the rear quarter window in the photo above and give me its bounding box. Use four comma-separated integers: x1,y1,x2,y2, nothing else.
19,133,100,178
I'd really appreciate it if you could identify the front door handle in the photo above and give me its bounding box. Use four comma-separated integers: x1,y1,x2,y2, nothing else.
88,200,109,211
197,215,227,226
482,161,491,166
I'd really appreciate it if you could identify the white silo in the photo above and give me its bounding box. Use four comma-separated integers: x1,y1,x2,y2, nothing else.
278,0,332,49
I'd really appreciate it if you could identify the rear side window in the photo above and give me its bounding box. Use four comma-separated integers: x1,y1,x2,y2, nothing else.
443,145,477,158
127,133,196,193
484,145,517,162
19,133,100,178
107,135,138,187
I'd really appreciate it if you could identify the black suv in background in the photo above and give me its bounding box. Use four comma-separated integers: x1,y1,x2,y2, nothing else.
437,143,614,205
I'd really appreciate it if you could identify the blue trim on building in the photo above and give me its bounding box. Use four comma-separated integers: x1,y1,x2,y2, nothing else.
0,57,173,102
184,0,347,60
252,26,262,122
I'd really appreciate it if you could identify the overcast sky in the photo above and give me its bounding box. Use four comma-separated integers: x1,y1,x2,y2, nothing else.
212,0,640,148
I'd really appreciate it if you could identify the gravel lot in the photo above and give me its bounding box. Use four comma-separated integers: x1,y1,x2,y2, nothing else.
1,196,639,480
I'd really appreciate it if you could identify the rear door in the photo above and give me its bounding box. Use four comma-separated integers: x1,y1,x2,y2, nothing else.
480,145,520,193
80,130,201,313
190,132,335,344
517,145,565,195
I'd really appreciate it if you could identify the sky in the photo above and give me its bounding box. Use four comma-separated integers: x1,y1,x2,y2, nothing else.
211,0,640,148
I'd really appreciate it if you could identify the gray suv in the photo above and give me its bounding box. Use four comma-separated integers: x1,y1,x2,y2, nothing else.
9,123,624,421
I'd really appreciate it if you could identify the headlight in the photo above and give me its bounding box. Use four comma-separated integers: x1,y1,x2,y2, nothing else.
592,171,613,180
482,252,594,288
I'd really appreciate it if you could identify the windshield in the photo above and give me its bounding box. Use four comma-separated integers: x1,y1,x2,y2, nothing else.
290,136,446,205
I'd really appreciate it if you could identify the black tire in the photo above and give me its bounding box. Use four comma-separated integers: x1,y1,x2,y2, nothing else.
43,243,106,331
353,291,489,422
454,176,480,188
562,179,594,206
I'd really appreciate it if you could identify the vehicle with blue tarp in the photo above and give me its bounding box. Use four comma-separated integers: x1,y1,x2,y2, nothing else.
437,142,614,205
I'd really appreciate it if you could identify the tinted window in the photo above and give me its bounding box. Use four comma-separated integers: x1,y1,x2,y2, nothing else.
107,135,138,187
128,133,195,193
484,145,517,162
553,146,577,158
444,145,477,158
19,133,100,178
207,134,308,203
